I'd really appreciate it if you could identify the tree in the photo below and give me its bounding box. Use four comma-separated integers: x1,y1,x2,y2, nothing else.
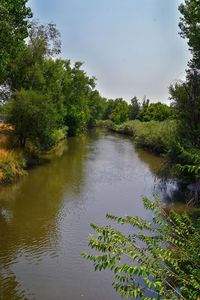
87,90,107,127
5,89,59,150
179,0,200,69
169,71,200,147
102,98,130,124
42,58,67,125
5,18,101,137
83,197,200,299
63,62,96,135
169,0,200,147
137,102,173,122
130,96,140,120
0,0,32,83
7,20,61,92
102,99,116,120
110,99,130,124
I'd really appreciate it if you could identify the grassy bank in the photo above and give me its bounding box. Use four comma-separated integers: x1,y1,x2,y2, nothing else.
0,124,26,183
107,120,177,154
0,124,67,184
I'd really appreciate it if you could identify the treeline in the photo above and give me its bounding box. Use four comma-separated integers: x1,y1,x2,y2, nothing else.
101,97,173,124
1,15,107,150
1,0,200,184
0,1,174,153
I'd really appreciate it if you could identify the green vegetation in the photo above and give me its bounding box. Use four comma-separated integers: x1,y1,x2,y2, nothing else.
137,102,173,122
1,0,200,297
0,0,199,183
5,89,59,150
0,0,32,84
104,98,131,124
83,1,200,299
83,197,200,299
111,120,177,154
101,97,173,125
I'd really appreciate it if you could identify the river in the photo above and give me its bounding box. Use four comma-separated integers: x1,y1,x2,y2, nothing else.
0,129,184,299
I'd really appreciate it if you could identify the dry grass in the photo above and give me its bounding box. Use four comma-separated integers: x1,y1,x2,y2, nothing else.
0,124,26,184
0,149,26,183
0,123,13,131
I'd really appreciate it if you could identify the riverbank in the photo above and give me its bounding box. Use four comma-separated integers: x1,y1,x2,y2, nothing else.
0,128,185,300
0,124,67,184
97,119,177,155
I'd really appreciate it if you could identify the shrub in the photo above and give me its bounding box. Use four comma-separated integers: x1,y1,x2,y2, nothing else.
51,127,68,145
83,197,200,299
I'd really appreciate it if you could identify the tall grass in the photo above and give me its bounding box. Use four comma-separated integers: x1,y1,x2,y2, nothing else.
111,120,177,154
0,149,26,183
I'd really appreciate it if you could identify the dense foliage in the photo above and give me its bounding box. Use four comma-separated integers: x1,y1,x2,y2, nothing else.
0,0,32,83
83,197,200,299
169,72,200,148
108,98,131,124
101,98,173,124
137,102,173,122
179,0,200,69
169,0,200,148
2,20,106,148
5,89,59,150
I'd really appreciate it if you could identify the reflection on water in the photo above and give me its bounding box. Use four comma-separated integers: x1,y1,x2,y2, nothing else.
0,129,186,300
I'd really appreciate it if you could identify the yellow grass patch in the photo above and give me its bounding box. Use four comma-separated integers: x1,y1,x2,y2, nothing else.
0,148,26,183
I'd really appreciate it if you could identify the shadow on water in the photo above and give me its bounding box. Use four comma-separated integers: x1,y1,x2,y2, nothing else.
108,130,193,205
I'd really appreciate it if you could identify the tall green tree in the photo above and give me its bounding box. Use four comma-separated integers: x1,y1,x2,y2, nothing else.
7,20,61,92
169,0,200,147
0,0,32,83
179,0,200,69
169,77,200,147
5,89,59,150
63,62,96,135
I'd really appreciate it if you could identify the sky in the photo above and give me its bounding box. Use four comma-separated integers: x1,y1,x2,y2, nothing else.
28,0,190,103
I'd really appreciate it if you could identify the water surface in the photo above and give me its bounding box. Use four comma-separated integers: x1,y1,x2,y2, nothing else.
0,129,177,299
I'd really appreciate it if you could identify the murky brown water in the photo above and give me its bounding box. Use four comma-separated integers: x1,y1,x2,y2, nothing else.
0,129,179,299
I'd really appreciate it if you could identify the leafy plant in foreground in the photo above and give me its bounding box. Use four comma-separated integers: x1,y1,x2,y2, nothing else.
83,197,200,299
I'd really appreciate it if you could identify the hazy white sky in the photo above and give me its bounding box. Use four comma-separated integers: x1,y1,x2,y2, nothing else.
29,0,190,103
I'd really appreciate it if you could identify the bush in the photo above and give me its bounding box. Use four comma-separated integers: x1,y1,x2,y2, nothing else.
83,197,200,299
51,127,68,145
